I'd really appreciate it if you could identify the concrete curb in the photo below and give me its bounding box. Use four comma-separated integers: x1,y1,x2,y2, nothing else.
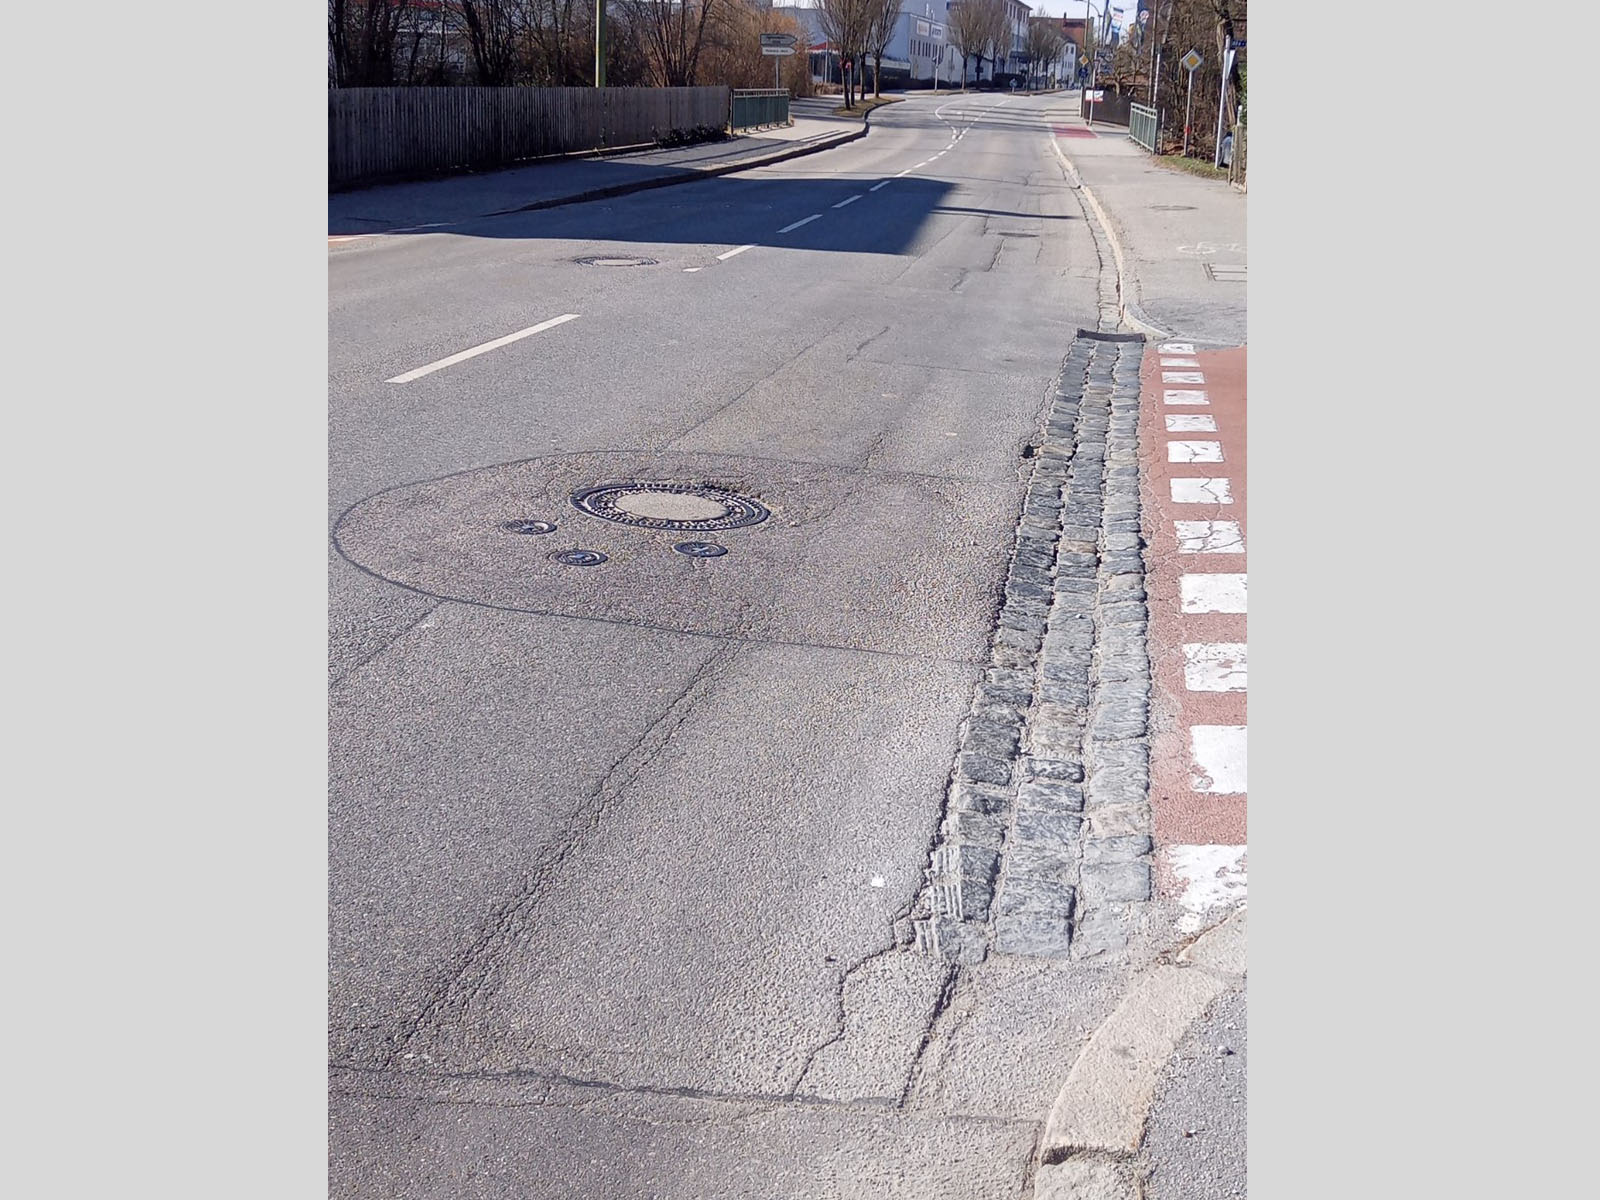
1048,139,1173,343
1034,906,1246,1188
496,116,872,217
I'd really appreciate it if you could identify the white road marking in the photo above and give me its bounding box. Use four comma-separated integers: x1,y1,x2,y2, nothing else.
716,244,755,260
777,214,822,233
1166,845,1248,932
1165,414,1217,432
1180,573,1247,614
683,267,703,272
1164,390,1210,405
1168,440,1224,463
1170,477,1234,504
385,313,579,384
895,169,912,177
832,194,863,208
1175,520,1245,554
1190,725,1248,793
915,160,932,168
1160,342,1197,354
1183,643,1248,692
1164,371,1206,383
1161,357,1200,367
869,180,891,191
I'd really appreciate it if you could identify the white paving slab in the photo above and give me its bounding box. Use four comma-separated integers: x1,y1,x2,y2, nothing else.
1190,726,1248,794
1165,414,1217,432
1167,440,1224,463
1163,371,1206,384
1175,521,1245,554
1163,390,1210,405
1165,845,1248,932
1182,643,1248,692
1179,573,1247,613
1169,477,1233,504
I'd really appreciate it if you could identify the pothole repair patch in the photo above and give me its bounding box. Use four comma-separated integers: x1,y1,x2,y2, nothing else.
573,255,658,267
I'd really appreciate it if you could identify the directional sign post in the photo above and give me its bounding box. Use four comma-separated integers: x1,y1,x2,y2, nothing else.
1180,49,1201,158
760,32,797,91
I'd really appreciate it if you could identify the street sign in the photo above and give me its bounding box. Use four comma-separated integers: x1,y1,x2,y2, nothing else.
1180,49,1202,73
760,33,798,49
761,45,797,56
1080,54,1088,66
1085,89,1104,101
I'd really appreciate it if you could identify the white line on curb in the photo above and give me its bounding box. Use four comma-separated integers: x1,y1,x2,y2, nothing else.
385,314,579,384
715,244,755,260
869,180,891,191
777,214,821,233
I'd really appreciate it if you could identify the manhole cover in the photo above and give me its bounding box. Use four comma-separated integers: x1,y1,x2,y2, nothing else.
550,548,608,566
571,483,770,531
1151,204,1197,211
673,541,728,558
501,519,556,535
574,255,658,267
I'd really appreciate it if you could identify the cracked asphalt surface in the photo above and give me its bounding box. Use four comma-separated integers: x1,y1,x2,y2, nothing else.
330,92,1129,1196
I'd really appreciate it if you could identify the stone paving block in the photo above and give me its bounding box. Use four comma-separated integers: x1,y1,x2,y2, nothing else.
993,913,1074,957
1081,860,1152,903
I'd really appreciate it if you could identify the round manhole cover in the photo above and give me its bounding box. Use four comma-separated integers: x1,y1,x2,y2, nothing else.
571,483,770,531
550,548,608,567
673,541,728,558
501,519,557,535
574,255,658,267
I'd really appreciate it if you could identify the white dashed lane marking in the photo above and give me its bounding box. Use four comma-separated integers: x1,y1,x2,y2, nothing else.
385,313,579,384
832,194,862,208
1163,371,1206,383
716,244,755,260
777,214,822,233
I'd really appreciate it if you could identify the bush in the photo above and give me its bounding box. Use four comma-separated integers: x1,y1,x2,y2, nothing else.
654,124,730,149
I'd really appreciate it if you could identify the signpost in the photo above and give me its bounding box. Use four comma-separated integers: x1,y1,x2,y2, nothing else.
1180,48,1201,158
1213,43,1236,168
760,32,797,92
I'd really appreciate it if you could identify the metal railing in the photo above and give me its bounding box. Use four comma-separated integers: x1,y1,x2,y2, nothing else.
1130,102,1159,153
731,89,790,131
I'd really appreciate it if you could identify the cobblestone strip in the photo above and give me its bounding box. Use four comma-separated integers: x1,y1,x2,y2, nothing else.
911,332,1152,964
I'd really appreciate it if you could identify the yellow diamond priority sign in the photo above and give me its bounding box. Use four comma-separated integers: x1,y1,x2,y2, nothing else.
1180,48,1202,72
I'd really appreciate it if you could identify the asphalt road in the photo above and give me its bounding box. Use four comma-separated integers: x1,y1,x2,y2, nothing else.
329,92,1121,1197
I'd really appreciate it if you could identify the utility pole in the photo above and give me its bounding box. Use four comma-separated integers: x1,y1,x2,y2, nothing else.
594,0,606,87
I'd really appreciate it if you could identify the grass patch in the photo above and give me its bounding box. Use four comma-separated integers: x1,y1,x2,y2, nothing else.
832,95,903,118
1150,155,1230,182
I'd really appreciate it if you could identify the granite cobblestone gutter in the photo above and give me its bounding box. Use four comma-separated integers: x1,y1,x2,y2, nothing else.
911,330,1152,964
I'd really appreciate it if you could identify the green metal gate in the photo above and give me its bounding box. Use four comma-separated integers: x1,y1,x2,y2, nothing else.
731,89,790,131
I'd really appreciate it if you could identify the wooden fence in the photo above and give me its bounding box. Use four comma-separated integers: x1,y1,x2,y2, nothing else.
330,87,732,190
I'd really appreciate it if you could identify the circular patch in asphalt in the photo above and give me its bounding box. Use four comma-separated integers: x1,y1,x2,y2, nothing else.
573,255,658,267
571,483,770,532
549,549,608,567
501,519,557,535
672,541,728,558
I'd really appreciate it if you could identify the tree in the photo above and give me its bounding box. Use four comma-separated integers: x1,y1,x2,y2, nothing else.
817,0,872,107
624,0,721,86
949,0,1006,87
329,0,413,86
456,0,523,84
1024,20,1064,90
866,0,902,100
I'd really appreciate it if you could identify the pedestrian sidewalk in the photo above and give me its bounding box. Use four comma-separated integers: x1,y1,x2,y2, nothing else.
328,115,866,240
1050,115,1246,347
